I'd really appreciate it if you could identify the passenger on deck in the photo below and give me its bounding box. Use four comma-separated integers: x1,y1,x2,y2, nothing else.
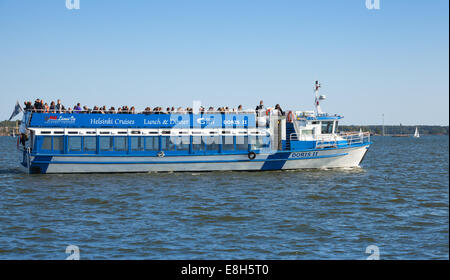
82,106,91,114
24,101,32,112
56,99,63,113
143,107,152,115
34,99,43,112
49,101,56,113
73,103,82,113
274,104,284,116
255,100,265,117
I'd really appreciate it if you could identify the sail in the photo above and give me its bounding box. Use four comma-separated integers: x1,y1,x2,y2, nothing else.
414,127,420,138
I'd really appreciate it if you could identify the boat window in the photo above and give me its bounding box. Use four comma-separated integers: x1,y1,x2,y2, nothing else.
334,121,339,133
41,136,52,150
321,121,333,134
100,136,114,152
192,136,205,152
236,135,248,151
176,136,190,151
222,136,234,151
250,135,270,150
115,136,128,151
205,135,220,151
161,136,175,151
131,137,145,151
301,129,313,136
53,136,64,152
145,136,159,151
68,136,82,152
84,136,97,152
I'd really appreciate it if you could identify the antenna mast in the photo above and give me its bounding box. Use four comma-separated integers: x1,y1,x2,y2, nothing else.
314,80,325,115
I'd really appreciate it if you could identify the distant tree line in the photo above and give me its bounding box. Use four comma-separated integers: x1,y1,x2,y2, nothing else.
339,125,449,135
0,120,19,128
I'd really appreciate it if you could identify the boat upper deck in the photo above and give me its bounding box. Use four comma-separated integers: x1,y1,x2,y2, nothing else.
25,111,258,129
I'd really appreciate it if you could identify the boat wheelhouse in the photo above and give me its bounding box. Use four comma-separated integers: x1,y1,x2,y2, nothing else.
17,82,371,174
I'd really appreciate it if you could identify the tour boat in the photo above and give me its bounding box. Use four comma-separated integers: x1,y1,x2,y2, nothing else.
17,82,371,174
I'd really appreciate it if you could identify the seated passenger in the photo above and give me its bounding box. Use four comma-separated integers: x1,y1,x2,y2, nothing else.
143,107,152,115
73,103,82,113
49,101,56,113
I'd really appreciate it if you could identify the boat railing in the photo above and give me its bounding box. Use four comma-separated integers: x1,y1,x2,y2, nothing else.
24,109,260,115
290,132,370,148
339,132,371,146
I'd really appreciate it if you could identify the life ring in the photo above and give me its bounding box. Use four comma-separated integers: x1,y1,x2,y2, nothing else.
286,111,294,123
248,151,256,160
157,151,165,158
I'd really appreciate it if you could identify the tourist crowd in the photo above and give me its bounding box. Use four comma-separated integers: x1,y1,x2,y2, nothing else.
23,99,284,115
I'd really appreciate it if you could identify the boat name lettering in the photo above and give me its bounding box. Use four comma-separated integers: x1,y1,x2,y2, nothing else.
223,119,248,125
290,151,319,158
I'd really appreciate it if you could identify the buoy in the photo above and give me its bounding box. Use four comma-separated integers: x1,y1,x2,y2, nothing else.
248,151,256,160
286,111,294,123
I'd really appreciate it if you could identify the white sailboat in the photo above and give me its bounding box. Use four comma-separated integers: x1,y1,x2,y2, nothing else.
413,127,420,138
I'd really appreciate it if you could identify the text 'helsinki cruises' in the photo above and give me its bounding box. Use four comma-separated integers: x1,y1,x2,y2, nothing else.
16,82,371,174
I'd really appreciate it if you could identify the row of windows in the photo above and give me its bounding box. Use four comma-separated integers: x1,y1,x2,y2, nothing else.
39,136,266,153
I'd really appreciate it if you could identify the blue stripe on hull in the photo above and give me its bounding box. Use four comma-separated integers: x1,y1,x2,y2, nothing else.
30,156,52,174
26,145,368,173
260,152,291,170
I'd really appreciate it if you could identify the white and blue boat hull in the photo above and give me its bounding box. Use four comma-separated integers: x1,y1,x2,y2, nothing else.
23,144,369,174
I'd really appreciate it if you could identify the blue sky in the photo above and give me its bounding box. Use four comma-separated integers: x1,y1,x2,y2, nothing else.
0,0,448,125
